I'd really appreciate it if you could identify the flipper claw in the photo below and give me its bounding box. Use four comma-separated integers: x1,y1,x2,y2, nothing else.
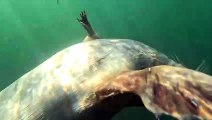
77,11,100,41
77,11,89,26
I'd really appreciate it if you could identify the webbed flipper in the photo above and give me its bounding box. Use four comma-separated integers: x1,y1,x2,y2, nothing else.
77,11,100,41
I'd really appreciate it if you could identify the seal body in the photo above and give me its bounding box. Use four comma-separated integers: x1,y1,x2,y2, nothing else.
0,39,179,120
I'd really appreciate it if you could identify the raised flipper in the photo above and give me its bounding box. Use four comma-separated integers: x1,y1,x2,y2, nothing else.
77,11,100,41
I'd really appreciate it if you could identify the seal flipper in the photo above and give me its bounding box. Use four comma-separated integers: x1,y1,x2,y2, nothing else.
77,11,100,41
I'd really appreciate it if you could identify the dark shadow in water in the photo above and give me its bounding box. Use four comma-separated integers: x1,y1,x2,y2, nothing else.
75,92,144,120
75,92,179,120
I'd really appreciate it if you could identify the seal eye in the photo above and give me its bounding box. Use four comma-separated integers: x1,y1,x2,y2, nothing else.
132,56,152,70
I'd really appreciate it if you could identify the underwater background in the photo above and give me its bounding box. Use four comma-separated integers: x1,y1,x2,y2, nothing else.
0,0,211,119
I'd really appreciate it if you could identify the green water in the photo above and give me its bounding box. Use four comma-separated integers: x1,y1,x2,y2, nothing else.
0,0,211,119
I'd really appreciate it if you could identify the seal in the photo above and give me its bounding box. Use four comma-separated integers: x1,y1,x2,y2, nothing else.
0,11,211,120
